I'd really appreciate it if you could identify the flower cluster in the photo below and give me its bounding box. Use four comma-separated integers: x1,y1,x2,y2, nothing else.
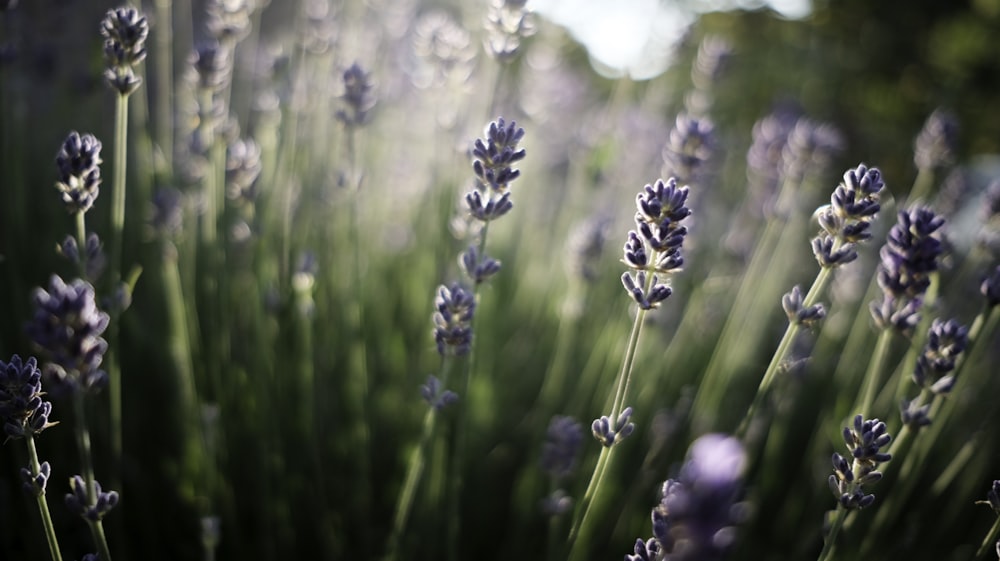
336,63,376,128
913,109,959,172
911,318,968,395
620,178,692,310
483,0,535,62
432,283,476,357
25,276,110,397
541,415,583,480
812,164,884,268
540,415,583,515
828,415,892,510
591,406,634,447
461,118,526,283
627,434,747,561
468,117,526,203
55,131,103,214
100,6,148,96
661,113,715,184
0,355,55,441
65,475,119,522
870,206,946,332
420,375,458,410
781,285,826,327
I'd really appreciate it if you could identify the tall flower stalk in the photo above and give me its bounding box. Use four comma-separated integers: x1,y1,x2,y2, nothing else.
858,206,945,417
101,3,149,483
739,164,884,436
819,415,892,561
568,177,691,560
385,284,470,560
448,117,525,560
1,355,62,561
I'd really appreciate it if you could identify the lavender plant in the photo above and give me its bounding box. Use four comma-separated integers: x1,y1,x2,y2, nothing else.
626,433,747,561
1,354,62,561
820,415,892,560
101,5,148,480
569,177,692,559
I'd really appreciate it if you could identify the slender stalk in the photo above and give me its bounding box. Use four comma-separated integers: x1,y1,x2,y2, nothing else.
817,506,847,561
25,435,63,561
856,329,894,417
73,392,113,561
738,265,834,437
107,91,130,486
976,516,1000,559
386,356,455,561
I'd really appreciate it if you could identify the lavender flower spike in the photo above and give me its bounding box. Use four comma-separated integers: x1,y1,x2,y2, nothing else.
55,132,103,214
25,276,110,397
101,6,149,95
646,434,746,561
432,283,476,357
870,206,945,332
0,355,56,441
828,414,892,510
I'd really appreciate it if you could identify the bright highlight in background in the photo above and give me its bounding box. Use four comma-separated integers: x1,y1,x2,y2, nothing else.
529,0,812,80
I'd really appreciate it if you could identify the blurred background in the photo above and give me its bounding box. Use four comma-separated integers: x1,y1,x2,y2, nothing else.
2,0,1000,560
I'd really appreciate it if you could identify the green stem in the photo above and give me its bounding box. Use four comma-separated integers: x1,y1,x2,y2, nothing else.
565,446,610,556
976,516,1000,558
108,91,130,487
817,506,847,561
73,392,113,561
738,261,834,438
25,435,63,561
385,357,454,561
856,329,894,418
609,305,647,419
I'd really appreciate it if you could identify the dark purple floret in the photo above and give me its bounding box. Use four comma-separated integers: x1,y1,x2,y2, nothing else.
899,398,932,429
540,415,583,480
58,232,106,282
419,375,458,410
646,434,746,561
621,178,691,303
432,283,476,357
336,63,376,127
55,131,103,214
101,6,148,95
25,276,109,397
65,475,119,522
985,480,1000,514
912,318,968,394
0,355,55,441
871,206,945,331
471,117,526,193
782,118,844,184
592,406,635,447
781,285,826,327
913,109,959,171
20,461,51,496
746,110,798,205
812,164,884,268
829,415,891,510
460,246,501,284
624,538,660,561
661,113,714,184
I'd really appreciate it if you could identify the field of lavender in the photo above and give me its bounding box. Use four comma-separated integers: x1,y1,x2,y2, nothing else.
2,1,1000,560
